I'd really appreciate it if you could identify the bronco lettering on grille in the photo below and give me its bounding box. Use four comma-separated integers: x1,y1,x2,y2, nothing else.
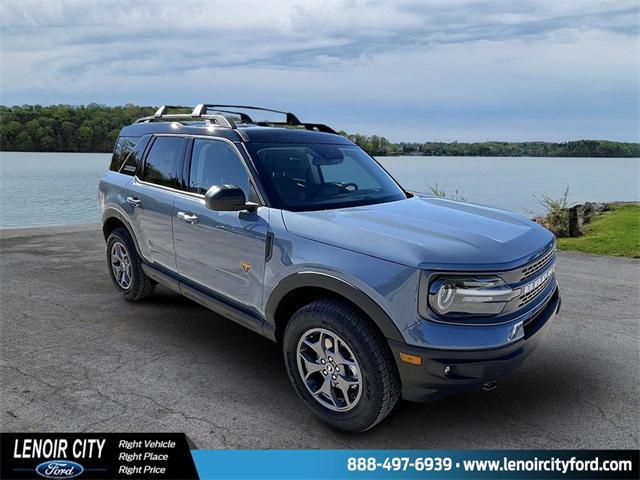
522,264,555,295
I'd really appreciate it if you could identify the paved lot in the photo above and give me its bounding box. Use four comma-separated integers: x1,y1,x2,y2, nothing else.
1,225,638,449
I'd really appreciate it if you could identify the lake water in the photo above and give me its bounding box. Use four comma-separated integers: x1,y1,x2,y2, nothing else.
0,152,638,229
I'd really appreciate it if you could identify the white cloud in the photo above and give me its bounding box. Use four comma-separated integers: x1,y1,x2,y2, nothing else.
0,0,638,141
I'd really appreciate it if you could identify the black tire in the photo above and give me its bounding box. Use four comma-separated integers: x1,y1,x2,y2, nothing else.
283,298,400,432
106,227,155,301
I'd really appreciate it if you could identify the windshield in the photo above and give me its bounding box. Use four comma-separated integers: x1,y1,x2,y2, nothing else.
247,143,407,211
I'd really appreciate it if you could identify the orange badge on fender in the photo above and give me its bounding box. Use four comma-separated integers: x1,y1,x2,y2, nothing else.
241,261,252,273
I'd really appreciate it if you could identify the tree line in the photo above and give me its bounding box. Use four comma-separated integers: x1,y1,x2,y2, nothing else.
1,104,638,158
341,133,640,157
0,104,156,152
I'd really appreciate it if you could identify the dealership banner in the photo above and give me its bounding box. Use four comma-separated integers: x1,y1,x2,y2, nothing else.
1,433,198,479
1,433,638,479
192,450,638,479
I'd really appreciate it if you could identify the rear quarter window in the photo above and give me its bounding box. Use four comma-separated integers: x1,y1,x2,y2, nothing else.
109,136,137,172
120,135,151,176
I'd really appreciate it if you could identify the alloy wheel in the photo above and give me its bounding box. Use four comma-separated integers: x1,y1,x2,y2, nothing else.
110,241,132,290
296,328,362,412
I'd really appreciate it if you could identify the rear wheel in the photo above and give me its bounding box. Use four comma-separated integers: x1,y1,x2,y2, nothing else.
283,298,400,432
106,228,155,301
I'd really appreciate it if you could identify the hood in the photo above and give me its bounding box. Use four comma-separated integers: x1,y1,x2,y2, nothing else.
282,197,555,270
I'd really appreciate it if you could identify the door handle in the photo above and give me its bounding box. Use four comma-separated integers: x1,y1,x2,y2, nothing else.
126,197,142,208
177,211,199,224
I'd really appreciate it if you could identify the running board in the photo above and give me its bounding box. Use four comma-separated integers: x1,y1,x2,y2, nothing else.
142,263,180,293
180,284,263,335
141,263,265,337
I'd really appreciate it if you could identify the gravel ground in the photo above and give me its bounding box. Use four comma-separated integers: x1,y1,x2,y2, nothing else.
1,225,638,449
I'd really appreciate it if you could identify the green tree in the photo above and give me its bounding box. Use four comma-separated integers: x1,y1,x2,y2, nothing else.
1,104,638,157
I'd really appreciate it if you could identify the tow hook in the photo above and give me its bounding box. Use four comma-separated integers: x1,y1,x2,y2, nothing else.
480,381,498,392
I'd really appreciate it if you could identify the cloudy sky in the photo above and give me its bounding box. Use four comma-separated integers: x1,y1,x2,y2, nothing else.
1,0,638,142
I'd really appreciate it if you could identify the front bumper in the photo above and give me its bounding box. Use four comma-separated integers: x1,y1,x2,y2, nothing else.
389,287,561,403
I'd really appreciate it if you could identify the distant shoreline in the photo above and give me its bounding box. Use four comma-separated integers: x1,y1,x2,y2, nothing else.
1,150,638,159
1,104,639,158
376,153,640,158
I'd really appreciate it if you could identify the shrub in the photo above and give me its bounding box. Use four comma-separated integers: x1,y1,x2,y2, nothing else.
535,186,570,237
428,184,467,202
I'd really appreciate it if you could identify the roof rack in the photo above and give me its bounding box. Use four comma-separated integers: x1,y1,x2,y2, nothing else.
192,104,302,125
134,105,234,128
153,105,186,118
134,104,337,134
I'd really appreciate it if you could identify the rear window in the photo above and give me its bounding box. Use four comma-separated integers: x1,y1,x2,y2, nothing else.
109,136,136,172
142,136,186,188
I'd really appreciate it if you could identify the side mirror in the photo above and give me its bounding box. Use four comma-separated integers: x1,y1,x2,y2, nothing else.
205,184,257,212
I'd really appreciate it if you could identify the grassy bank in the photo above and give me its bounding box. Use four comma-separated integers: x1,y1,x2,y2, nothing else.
556,204,640,258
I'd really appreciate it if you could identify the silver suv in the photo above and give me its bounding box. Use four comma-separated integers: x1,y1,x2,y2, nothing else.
99,104,560,432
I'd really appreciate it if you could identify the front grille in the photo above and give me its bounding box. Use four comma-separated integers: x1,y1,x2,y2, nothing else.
518,274,553,307
520,247,555,281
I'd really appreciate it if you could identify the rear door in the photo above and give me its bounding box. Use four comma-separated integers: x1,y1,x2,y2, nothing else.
124,135,187,271
173,137,269,315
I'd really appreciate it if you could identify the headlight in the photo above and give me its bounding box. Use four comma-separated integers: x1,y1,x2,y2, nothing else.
428,276,516,317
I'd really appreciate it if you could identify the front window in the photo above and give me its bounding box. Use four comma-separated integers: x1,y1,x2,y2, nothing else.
188,138,257,202
247,143,407,211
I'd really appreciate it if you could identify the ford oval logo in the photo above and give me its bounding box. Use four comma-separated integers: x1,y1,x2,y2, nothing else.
35,460,84,479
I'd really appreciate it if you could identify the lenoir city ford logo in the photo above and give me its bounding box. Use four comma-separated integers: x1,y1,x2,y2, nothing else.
35,460,84,479
12,437,105,479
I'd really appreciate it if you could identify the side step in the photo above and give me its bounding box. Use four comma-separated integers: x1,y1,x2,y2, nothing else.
141,263,265,337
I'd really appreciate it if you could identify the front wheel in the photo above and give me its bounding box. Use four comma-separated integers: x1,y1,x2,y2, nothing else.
283,299,400,432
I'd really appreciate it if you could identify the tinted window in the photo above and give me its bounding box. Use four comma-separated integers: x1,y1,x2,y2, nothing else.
319,153,379,190
189,139,251,196
143,136,186,187
120,135,151,176
109,136,136,172
247,143,406,211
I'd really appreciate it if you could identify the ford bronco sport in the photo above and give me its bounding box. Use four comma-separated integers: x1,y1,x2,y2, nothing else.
99,104,560,432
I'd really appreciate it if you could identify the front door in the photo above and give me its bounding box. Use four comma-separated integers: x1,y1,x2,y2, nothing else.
173,138,269,315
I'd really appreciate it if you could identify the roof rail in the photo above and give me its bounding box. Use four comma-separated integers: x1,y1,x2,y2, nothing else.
154,105,188,118
193,104,302,125
200,108,254,124
252,121,337,134
135,105,235,128
134,104,337,134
